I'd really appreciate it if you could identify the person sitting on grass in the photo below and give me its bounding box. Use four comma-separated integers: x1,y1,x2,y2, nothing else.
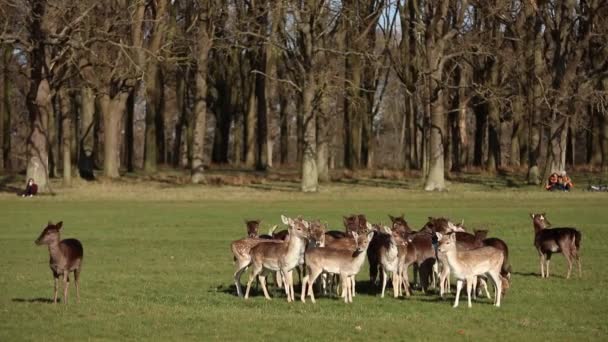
21,178,38,197
546,172,558,191
560,171,573,191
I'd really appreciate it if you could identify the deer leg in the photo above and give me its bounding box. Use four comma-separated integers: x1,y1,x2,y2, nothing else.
472,277,477,300
53,274,59,304
244,264,261,299
233,261,249,297
276,271,283,289
351,275,356,298
392,272,400,298
546,254,552,278
489,271,502,307
62,272,69,305
259,275,272,300
440,265,450,298
307,269,323,304
288,270,295,302
453,279,463,308
539,254,545,278
381,269,388,298
481,278,491,299
74,269,81,304
466,277,474,308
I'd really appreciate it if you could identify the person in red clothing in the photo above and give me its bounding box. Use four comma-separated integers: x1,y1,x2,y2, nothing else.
546,173,558,191
21,178,38,197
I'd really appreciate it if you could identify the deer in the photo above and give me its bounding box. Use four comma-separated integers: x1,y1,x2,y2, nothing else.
398,217,461,293
321,221,373,297
301,230,375,303
436,228,487,298
323,214,367,245
34,221,84,304
368,214,412,287
530,213,582,279
437,232,504,308
231,223,281,297
376,225,409,298
244,215,310,302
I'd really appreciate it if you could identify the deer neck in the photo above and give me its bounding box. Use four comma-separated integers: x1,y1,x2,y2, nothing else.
533,221,544,234
47,240,64,265
283,234,306,267
386,237,399,261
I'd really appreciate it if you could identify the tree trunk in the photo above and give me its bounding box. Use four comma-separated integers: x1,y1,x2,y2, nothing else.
80,86,95,178
0,47,9,170
527,14,543,185
424,81,446,191
59,89,72,186
511,95,523,167
244,86,257,168
279,95,289,165
191,14,212,183
301,75,317,192
99,92,128,178
317,96,330,182
26,79,51,192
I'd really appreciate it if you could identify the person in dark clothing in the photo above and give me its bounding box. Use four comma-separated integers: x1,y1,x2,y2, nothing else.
22,178,38,197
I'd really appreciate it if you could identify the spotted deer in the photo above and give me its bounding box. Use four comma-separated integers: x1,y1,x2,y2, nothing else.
244,215,310,302
437,232,503,308
301,230,375,303
231,223,281,297
530,213,582,278
35,221,84,304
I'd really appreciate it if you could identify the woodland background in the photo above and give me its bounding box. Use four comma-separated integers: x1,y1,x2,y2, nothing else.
0,0,607,192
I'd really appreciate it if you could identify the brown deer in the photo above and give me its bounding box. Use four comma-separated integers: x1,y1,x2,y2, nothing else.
34,221,84,304
301,230,375,303
368,215,413,287
399,217,460,293
530,213,582,278
231,223,281,297
437,232,504,308
244,215,310,302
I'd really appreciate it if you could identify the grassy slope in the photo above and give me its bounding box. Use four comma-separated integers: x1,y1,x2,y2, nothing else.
0,183,607,341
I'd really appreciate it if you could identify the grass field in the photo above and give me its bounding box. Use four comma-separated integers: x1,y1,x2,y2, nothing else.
0,180,607,341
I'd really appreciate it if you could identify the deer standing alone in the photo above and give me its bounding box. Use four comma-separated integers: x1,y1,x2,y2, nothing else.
530,213,582,278
437,232,503,308
35,221,84,304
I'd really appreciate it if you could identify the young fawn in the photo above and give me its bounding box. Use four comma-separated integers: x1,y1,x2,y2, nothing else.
34,221,84,304
437,232,503,308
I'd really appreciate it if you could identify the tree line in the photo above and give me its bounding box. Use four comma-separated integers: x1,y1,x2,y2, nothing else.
0,0,607,192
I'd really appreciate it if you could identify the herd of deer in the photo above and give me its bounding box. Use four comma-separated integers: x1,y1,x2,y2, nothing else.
31,212,582,307
229,212,583,308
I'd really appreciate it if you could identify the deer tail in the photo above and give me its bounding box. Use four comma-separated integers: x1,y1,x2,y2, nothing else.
574,230,582,250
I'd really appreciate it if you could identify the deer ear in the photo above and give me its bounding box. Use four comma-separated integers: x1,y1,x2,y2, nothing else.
436,232,443,241
530,213,534,219
303,220,310,229
56,221,63,230
428,216,434,222
541,212,546,217
388,214,395,222
281,215,289,225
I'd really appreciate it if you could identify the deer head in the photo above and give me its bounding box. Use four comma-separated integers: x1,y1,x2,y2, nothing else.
437,232,457,253
530,213,550,229
35,221,63,246
281,215,310,240
245,220,261,238
389,214,412,234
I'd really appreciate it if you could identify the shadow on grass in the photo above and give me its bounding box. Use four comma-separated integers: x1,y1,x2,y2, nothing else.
0,175,22,195
12,297,56,304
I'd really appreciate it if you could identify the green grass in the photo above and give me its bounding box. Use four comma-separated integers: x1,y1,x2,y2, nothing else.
1,183,607,341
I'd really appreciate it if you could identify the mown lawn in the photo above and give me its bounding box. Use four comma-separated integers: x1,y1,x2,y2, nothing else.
0,183,607,341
